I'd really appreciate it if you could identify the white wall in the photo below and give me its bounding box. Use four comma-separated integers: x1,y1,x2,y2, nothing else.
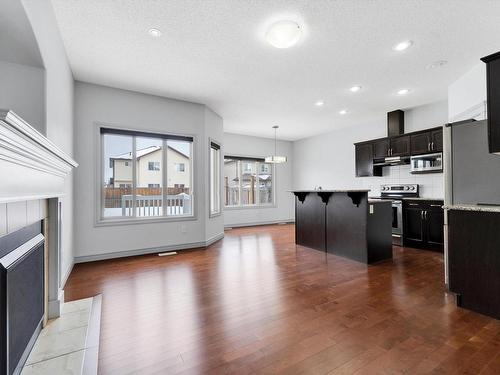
73,82,223,261
448,63,487,121
223,133,294,227
293,100,448,199
22,0,76,285
0,61,45,133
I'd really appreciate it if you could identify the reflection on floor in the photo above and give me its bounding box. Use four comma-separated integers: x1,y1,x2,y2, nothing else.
21,295,101,375
65,224,500,374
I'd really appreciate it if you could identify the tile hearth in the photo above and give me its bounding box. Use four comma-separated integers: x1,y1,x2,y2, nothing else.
21,295,101,375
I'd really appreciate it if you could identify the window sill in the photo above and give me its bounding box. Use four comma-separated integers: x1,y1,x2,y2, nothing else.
224,204,276,211
95,215,197,227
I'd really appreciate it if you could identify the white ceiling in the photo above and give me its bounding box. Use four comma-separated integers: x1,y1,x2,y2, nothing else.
51,0,500,140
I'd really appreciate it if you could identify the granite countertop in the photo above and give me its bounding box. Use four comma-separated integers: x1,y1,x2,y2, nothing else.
290,189,370,193
444,204,500,213
369,197,444,201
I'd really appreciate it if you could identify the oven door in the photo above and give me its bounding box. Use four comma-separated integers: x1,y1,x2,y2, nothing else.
391,200,403,245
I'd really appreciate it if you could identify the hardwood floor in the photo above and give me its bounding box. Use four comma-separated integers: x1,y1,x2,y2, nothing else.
65,224,500,374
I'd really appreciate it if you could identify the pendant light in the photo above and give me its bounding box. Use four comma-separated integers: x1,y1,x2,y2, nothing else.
265,125,287,163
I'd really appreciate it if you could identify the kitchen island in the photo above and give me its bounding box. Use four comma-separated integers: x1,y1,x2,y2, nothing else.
291,190,392,264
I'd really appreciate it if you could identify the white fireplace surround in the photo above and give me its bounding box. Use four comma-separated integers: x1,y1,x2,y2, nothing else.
0,109,78,319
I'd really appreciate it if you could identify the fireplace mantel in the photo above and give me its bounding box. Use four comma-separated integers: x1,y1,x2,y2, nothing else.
0,109,78,203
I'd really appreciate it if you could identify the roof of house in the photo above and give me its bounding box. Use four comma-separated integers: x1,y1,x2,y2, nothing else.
111,145,188,160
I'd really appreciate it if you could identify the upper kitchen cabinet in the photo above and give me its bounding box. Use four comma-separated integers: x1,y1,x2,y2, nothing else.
355,142,382,177
373,138,390,159
430,128,443,152
390,135,410,156
411,132,431,155
481,51,500,154
410,127,443,155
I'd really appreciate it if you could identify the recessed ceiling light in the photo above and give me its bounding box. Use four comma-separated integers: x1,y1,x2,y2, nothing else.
427,60,448,69
148,28,162,38
339,109,348,115
350,85,362,92
392,40,413,52
266,20,302,49
315,100,325,107
397,88,410,95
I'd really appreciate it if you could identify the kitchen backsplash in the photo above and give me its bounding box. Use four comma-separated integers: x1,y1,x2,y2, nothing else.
359,164,444,199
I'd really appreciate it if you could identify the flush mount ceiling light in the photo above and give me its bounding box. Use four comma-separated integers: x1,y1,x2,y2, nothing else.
339,109,348,115
265,126,287,163
266,20,302,49
392,40,413,51
350,85,362,92
315,100,325,107
427,60,448,69
397,88,410,95
148,28,162,38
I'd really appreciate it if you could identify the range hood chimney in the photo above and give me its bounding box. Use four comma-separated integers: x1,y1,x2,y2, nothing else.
387,110,405,137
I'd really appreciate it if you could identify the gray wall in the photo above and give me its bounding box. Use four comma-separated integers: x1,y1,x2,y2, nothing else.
22,0,75,284
293,100,447,199
223,133,294,227
0,60,45,133
73,82,223,261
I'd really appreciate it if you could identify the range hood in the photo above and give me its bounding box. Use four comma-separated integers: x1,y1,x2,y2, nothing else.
374,155,409,167
373,110,410,166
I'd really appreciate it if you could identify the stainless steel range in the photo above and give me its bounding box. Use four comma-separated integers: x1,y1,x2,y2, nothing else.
380,184,419,246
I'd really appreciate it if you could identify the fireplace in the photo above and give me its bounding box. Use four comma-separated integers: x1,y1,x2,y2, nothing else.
0,222,45,375
0,110,78,375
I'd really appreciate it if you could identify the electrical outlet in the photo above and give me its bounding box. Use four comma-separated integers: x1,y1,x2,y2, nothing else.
180,224,187,233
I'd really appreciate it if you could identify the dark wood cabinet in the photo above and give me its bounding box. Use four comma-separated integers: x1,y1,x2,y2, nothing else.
373,138,390,159
410,128,442,155
448,209,500,320
481,51,500,154
390,135,410,156
355,143,382,177
403,200,444,251
403,206,425,245
430,129,443,152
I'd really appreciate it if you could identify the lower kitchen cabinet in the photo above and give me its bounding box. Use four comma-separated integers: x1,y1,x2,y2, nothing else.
448,209,500,320
403,200,444,251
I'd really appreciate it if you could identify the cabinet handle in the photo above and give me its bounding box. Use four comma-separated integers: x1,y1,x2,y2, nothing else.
425,211,428,220
430,204,442,208
428,142,430,151
409,203,419,206
421,211,424,219
431,142,434,150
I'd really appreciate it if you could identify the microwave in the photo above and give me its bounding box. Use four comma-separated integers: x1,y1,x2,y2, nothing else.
410,152,443,174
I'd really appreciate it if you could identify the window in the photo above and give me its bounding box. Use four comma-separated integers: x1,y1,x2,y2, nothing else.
101,127,193,221
210,141,221,216
175,163,185,172
148,161,160,171
224,156,274,207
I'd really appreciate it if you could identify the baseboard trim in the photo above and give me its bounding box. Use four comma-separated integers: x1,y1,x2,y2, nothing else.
60,259,74,288
74,233,225,264
224,219,295,229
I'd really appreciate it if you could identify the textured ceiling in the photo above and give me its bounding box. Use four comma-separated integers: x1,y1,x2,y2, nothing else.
51,0,500,140
0,0,43,67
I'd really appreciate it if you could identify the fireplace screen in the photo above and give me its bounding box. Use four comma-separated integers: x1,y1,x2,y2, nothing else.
0,222,44,375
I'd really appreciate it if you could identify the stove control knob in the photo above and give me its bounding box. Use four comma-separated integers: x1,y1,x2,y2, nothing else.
410,186,415,190
404,186,410,191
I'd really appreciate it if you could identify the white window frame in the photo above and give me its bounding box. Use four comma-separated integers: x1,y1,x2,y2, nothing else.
95,123,196,226
223,156,275,210
209,140,222,217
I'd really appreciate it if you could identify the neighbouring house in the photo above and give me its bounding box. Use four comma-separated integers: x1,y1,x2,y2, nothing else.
109,145,190,189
